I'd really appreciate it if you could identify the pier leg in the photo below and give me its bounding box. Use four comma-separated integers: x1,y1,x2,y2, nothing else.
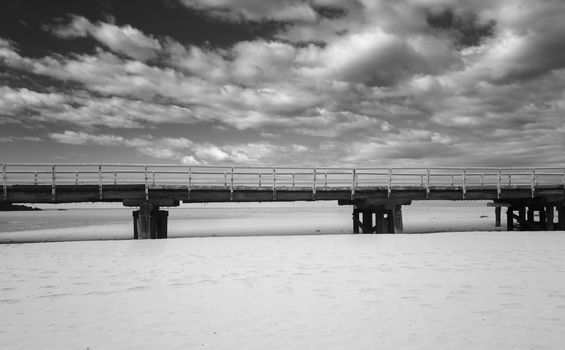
393,205,403,233
558,206,565,230
495,206,501,227
132,203,168,239
527,208,534,227
353,209,360,233
519,208,526,230
507,207,514,231
545,206,554,231
540,207,547,228
386,211,395,233
137,203,153,239
133,211,139,239
362,211,373,233
352,204,405,234
374,211,384,233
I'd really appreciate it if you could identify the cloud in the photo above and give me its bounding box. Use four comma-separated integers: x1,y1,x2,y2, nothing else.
50,16,162,61
0,38,22,64
3,0,565,167
0,86,199,129
449,0,565,85
43,96,198,128
317,27,458,86
50,131,126,146
0,87,67,117
48,131,308,165
179,0,319,22
425,7,496,48
0,136,43,143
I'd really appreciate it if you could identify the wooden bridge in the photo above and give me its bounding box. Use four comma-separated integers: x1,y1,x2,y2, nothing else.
2,163,565,238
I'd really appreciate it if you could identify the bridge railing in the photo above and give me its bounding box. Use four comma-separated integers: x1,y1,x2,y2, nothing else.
2,164,565,201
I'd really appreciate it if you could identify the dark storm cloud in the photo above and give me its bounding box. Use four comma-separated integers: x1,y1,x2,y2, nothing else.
425,8,496,48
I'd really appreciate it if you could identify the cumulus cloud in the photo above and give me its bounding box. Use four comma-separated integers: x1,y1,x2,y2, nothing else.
179,0,319,22
50,16,162,61
3,0,565,167
315,27,457,86
0,87,67,117
50,131,126,146
48,131,308,165
45,96,198,128
0,86,199,129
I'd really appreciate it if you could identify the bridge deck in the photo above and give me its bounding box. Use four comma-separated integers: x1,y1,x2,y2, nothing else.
2,164,565,204
4,184,565,204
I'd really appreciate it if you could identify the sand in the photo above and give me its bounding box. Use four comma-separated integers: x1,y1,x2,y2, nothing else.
2,202,564,349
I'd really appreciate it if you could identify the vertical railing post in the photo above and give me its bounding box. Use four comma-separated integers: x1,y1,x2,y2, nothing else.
480,173,484,186
34,171,38,186
230,167,234,201
351,169,356,200
224,172,227,186
51,165,56,202
462,168,466,199
292,172,295,188
387,168,392,198
324,172,328,188
75,171,79,185
187,166,191,201
272,167,276,200
144,165,149,200
355,170,359,187
152,171,156,186
508,174,512,186
114,171,117,185
531,168,536,198
2,163,7,201
497,169,501,199
259,173,262,186
312,168,317,200
426,168,430,199
98,163,103,200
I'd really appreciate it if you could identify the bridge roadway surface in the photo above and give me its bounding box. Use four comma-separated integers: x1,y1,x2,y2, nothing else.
2,164,565,236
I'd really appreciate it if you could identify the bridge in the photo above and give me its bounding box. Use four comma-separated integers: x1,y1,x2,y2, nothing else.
2,163,565,239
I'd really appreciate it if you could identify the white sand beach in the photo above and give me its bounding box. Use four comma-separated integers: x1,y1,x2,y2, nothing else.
1,202,565,349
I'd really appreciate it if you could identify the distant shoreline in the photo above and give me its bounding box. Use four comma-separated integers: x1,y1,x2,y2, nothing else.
0,203,42,211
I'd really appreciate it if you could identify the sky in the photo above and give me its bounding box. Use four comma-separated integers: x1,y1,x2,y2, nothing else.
1,0,564,167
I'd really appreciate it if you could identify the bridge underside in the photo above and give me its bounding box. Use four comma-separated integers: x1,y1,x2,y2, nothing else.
4,184,565,203
3,184,565,239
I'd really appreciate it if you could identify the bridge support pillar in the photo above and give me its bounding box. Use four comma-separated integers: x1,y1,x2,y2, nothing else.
504,202,563,231
125,199,178,239
353,204,403,234
495,206,501,227
558,206,565,230
132,203,168,239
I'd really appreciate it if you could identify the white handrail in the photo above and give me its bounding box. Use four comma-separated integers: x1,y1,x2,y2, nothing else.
1,164,564,193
